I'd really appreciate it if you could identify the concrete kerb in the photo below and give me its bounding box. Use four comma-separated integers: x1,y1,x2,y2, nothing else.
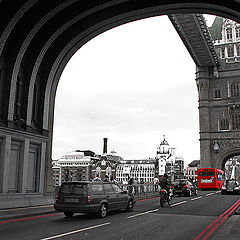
236,206,240,215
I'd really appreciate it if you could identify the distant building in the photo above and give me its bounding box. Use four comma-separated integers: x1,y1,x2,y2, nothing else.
224,156,240,180
91,138,123,180
116,159,156,184
155,136,185,181
52,150,99,186
185,160,200,181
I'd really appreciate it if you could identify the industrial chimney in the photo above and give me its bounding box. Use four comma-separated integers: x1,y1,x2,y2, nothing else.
103,138,108,154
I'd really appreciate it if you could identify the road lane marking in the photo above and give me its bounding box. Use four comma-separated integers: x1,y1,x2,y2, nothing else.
127,209,158,219
191,196,202,201
0,213,57,224
206,193,214,197
170,201,187,207
193,199,240,240
201,200,240,240
41,222,111,240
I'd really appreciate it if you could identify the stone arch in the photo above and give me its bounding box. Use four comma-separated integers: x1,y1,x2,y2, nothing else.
216,147,240,170
1,1,240,208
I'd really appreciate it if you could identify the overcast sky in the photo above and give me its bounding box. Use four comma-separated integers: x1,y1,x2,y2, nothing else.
52,14,215,166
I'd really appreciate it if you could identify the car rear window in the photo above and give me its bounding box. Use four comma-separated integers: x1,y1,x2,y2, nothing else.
91,184,104,195
175,180,187,185
60,183,88,194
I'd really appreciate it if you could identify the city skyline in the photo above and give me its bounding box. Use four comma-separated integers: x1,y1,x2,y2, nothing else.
52,14,216,165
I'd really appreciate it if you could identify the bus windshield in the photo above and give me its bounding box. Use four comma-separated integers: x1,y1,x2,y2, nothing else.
199,171,215,177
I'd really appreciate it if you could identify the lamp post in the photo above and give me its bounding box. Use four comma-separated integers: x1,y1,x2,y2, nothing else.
213,141,220,154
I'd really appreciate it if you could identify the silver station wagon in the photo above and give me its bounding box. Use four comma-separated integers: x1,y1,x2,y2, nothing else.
54,181,135,218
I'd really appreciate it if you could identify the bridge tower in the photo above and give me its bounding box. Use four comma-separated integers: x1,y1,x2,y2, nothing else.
198,17,240,169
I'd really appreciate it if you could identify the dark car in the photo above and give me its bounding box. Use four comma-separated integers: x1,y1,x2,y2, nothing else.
54,181,135,218
173,179,197,197
221,179,240,195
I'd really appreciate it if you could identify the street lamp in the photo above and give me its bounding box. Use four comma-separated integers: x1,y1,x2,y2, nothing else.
213,141,220,154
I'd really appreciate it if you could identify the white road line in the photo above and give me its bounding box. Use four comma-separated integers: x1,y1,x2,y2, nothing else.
216,191,221,194
127,209,158,219
0,205,53,213
40,222,110,240
206,193,214,197
170,201,187,207
191,196,202,201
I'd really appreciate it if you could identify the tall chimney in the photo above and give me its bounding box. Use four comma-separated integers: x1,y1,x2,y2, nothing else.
103,138,108,154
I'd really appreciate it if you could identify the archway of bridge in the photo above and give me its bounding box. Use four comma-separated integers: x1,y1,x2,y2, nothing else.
1,1,240,205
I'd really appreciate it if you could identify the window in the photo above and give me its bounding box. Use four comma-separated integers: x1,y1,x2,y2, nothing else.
220,119,229,130
103,184,114,194
231,82,240,97
60,183,88,194
91,184,104,195
226,28,233,40
227,46,234,57
199,171,215,176
237,45,240,56
112,184,123,194
236,28,240,38
214,89,221,98
221,47,225,58
231,113,240,130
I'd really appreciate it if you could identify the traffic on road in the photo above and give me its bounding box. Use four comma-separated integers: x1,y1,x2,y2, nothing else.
0,189,239,240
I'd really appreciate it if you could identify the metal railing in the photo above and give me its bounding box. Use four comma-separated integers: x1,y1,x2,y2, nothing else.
119,183,160,198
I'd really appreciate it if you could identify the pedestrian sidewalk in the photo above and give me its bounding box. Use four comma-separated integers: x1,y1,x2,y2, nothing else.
0,205,56,221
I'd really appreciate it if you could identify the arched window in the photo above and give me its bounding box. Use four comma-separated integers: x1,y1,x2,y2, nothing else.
221,47,225,58
220,119,229,130
231,82,240,97
226,28,233,40
236,28,240,39
231,114,240,130
96,166,101,177
227,46,234,57
214,89,221,98
237,45,240,56
106,166,112,177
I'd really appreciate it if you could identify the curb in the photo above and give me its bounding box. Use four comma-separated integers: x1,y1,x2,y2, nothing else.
236,206,240,215
0,210,57,221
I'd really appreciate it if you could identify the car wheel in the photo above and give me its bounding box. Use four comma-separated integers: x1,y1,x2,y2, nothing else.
98,203,107,218
64,211,74,218
126,199,134,212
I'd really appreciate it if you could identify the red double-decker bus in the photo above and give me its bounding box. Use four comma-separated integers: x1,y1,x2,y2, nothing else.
197,168,224,190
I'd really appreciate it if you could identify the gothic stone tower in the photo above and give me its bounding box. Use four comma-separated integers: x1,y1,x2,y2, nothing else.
197,17,240,169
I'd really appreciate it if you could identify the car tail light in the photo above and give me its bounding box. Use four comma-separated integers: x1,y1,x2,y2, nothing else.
56,193,59,201
87,195,92,203
184,185,189,189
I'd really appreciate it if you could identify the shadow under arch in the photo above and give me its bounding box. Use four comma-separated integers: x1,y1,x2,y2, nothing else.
44,2,240,190
216,148,240,170
46,2,240,136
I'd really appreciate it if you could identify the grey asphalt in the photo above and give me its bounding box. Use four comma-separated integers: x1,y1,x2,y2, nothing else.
0,191,239,240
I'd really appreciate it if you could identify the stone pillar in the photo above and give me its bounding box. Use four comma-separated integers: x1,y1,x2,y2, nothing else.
196,66,212,168
0,135,11,193
20,138,30,193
